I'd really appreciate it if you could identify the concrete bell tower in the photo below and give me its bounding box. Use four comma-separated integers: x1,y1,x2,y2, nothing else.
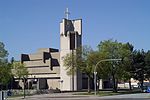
59,8,82,91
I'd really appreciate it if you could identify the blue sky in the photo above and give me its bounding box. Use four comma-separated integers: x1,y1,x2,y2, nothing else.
0,0,150,60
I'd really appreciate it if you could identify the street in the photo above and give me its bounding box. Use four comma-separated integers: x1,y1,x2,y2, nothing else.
8,93,150,100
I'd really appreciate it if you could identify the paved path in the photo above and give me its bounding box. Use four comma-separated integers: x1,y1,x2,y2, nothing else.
8,93,150,100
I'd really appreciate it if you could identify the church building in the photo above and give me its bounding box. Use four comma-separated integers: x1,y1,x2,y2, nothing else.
21,10,83,91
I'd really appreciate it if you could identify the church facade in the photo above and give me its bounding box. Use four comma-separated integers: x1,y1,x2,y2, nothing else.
21,18,83,91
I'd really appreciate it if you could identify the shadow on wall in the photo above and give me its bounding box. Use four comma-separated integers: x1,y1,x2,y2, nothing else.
39,78,49,89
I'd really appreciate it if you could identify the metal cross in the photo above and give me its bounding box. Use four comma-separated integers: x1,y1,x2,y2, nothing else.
65,8,70,19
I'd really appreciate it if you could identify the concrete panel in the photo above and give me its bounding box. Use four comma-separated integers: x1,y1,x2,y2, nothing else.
60,50,72,91
28,74,60,79
28,52,43,60
60,35,70,51
38,48,59,53
24,60,50,67
37,48,50,53
47,79,60,89
27,67,60,74
51,52,60,60
73,19,82,35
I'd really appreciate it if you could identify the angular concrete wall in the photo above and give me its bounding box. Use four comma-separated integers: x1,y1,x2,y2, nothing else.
21,48,60,89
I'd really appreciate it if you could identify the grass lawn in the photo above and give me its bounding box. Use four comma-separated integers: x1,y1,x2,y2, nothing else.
8,93,33,98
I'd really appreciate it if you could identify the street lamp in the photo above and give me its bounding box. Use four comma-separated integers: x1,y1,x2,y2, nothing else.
94,71,97,96
94,58,122,96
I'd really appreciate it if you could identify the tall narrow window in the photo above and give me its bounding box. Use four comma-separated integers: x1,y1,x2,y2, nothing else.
70,33,75,50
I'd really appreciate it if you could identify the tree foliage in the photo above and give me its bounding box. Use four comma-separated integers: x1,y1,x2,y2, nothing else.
97,39,132,92
63,45,93,75
63,39,150,92
12,62,28,79
0,61,12,85
131,50,147,89
0,41,11,88
0,42,8,60
63,45,94,92
145,50,150,79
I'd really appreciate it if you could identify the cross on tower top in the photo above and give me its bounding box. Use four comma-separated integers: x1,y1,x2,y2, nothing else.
65,8,70,19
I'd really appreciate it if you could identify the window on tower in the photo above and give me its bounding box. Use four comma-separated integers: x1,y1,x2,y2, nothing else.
70,33,75,50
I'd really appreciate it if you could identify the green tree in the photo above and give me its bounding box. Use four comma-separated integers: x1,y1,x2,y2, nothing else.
0,42,8,60
63,45,94,93
145,50,150,80
121,42,134,90
12,61,28,98
131,50,146,90
0,41,11,89
0,61,12,89
97,39,131,92
12,62,28,79
79,46,95,93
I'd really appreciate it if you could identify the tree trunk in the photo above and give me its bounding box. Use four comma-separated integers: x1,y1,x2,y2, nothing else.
128,79,132,90
141,79,144,91
112,74,117,92
72,49,74,91
116,78,118,91
72,72,74,91
87,76,91,93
